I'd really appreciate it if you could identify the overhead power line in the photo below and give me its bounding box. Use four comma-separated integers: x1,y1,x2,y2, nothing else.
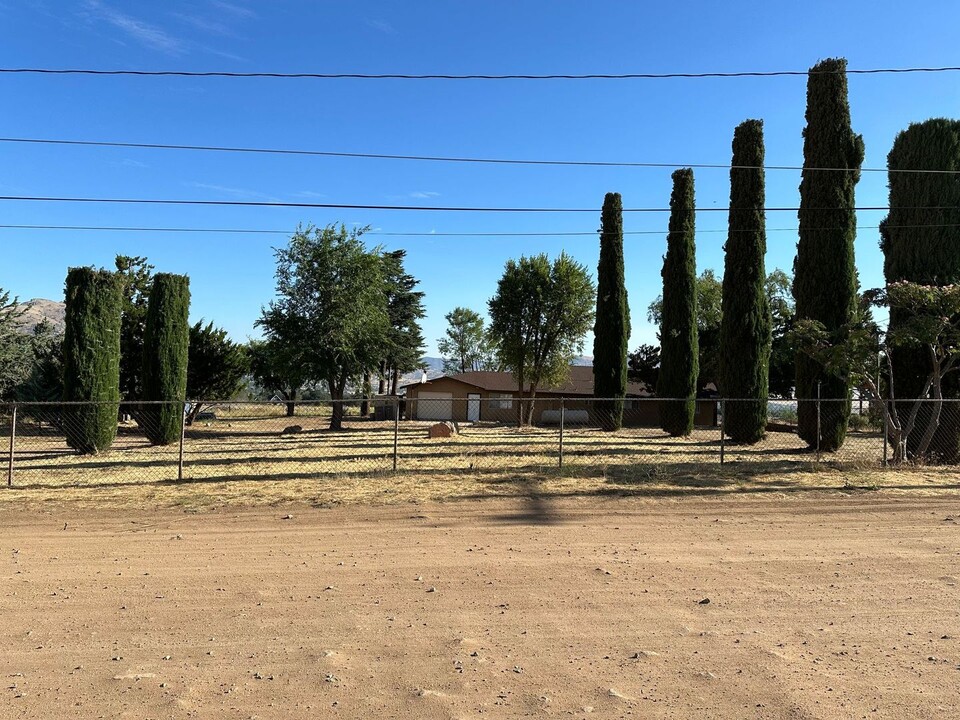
4,137,956,175
0,195,902,212
1,223,955,237
2,66,960,80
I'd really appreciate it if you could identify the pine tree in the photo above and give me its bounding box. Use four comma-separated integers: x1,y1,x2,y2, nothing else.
881,118,960,461
658,169,699,436
141,273,190,445
592,192,631,430
62,267,122,454
793,58,864,450
719,120,771,443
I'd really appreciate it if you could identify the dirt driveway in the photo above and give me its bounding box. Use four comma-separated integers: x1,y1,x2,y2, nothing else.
3,495,959,718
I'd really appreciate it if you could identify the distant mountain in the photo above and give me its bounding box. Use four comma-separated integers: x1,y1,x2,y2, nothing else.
12,299,65,334
572,355,593,367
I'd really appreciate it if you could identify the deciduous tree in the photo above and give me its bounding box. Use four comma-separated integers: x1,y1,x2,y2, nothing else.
488,253,595,425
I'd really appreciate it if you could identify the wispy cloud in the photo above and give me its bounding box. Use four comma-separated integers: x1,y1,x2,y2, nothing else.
210,0,256,19
110,158,149,169
293,190,328,199
83,0,183,54
409,191,440,199
170,11,236,37
187,182,278,201
366,18,396,35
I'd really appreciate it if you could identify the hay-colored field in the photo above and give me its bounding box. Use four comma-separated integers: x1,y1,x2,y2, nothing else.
2,411,958,509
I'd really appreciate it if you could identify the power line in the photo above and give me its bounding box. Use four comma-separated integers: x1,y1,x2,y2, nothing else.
0,223,954,237
4,136,954,175
0,195,902,212
2,66,960,80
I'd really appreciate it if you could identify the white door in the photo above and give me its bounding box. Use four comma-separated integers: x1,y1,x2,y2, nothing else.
467,393,481,422
416,391,454,420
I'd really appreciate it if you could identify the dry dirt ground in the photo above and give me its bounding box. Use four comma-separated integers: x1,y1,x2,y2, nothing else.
3,495,959,719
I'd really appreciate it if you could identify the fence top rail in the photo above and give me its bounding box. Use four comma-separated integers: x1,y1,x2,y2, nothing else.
2,396,954,408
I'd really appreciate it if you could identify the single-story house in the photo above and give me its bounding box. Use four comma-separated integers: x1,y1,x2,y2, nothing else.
402,366,717,427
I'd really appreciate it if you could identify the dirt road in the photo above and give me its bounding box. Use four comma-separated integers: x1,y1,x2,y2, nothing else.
3,495,959,718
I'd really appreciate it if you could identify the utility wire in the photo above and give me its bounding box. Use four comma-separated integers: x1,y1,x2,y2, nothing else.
4,136,955,175
1,223,956,237
2,66,960,80
0,195,906,212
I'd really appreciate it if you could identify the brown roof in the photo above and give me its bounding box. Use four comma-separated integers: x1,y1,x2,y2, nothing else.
423,365,653,397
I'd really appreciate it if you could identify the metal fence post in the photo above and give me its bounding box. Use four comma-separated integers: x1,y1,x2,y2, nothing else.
7,405,16,487
815,382,822,463
558,397,565,470
719,399,725,465
177,403,186,482
392,396,399,472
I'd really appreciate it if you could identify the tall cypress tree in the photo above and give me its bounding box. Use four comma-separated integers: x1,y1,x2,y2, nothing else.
141,273,191,445
658,169,699,436
793,57,864,450
593,192,631,430
62,267,122,454
719,120,771,443
881,118,960,461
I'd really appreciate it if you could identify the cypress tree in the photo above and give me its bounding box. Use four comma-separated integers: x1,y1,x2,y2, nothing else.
592,192,631,430
881,118,960,460
141,273,190,445
658,169,699,436
719,120,771,443
62,267,122,454
793,58,864,450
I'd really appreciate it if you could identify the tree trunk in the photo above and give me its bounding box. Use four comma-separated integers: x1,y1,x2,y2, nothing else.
185,402,202,427
329,376,346,431
516,373,525,427
378,361,387,395
390,367,399,396
360,370,371,417
526,387,538,425
286,401,295,417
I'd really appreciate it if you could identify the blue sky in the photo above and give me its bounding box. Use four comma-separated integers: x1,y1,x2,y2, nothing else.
1,1,959,355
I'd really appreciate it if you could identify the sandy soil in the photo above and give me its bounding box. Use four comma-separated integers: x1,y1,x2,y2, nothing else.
3,495,959,719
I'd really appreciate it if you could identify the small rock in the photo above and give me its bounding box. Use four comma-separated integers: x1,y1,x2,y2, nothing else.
427,586,436,593
698,598,711,605
282,514,293,520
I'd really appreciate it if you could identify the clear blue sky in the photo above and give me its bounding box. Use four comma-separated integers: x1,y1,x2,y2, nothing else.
2,1,959,355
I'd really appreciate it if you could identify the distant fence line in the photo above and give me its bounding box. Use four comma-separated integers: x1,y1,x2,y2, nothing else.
0,396,957,489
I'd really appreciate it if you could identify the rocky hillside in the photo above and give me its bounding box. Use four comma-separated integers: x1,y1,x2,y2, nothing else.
13,299,66,334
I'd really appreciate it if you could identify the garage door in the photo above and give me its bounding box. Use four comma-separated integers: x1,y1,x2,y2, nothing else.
415,391,454,420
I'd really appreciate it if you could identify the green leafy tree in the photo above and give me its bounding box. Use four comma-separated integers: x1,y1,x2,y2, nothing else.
488,252,595,425
115,255,154,400
657,168,699,436
258,224,390,430
437,307,497,374
793,282,960,463
380,249,426,394
766,269,796,397
141,274,190,445
627,344,660,389
0,289,31,400
186,321,249,425
880,118,960,460
794,57,865,450
16,319,64,402
592,192,631,430
248,337,313,416
719,119,771,443
651,268,795,397
648,269,721,388
62,267,122,454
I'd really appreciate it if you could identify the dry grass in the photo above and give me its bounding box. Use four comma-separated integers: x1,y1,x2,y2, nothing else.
2,413,959,510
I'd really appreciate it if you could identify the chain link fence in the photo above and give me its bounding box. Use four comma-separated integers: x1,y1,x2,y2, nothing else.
3,397,960,489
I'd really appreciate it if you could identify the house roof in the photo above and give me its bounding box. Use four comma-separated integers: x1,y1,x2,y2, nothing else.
416,365,654,397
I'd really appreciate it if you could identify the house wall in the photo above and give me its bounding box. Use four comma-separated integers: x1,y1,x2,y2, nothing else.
405,382,717,427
